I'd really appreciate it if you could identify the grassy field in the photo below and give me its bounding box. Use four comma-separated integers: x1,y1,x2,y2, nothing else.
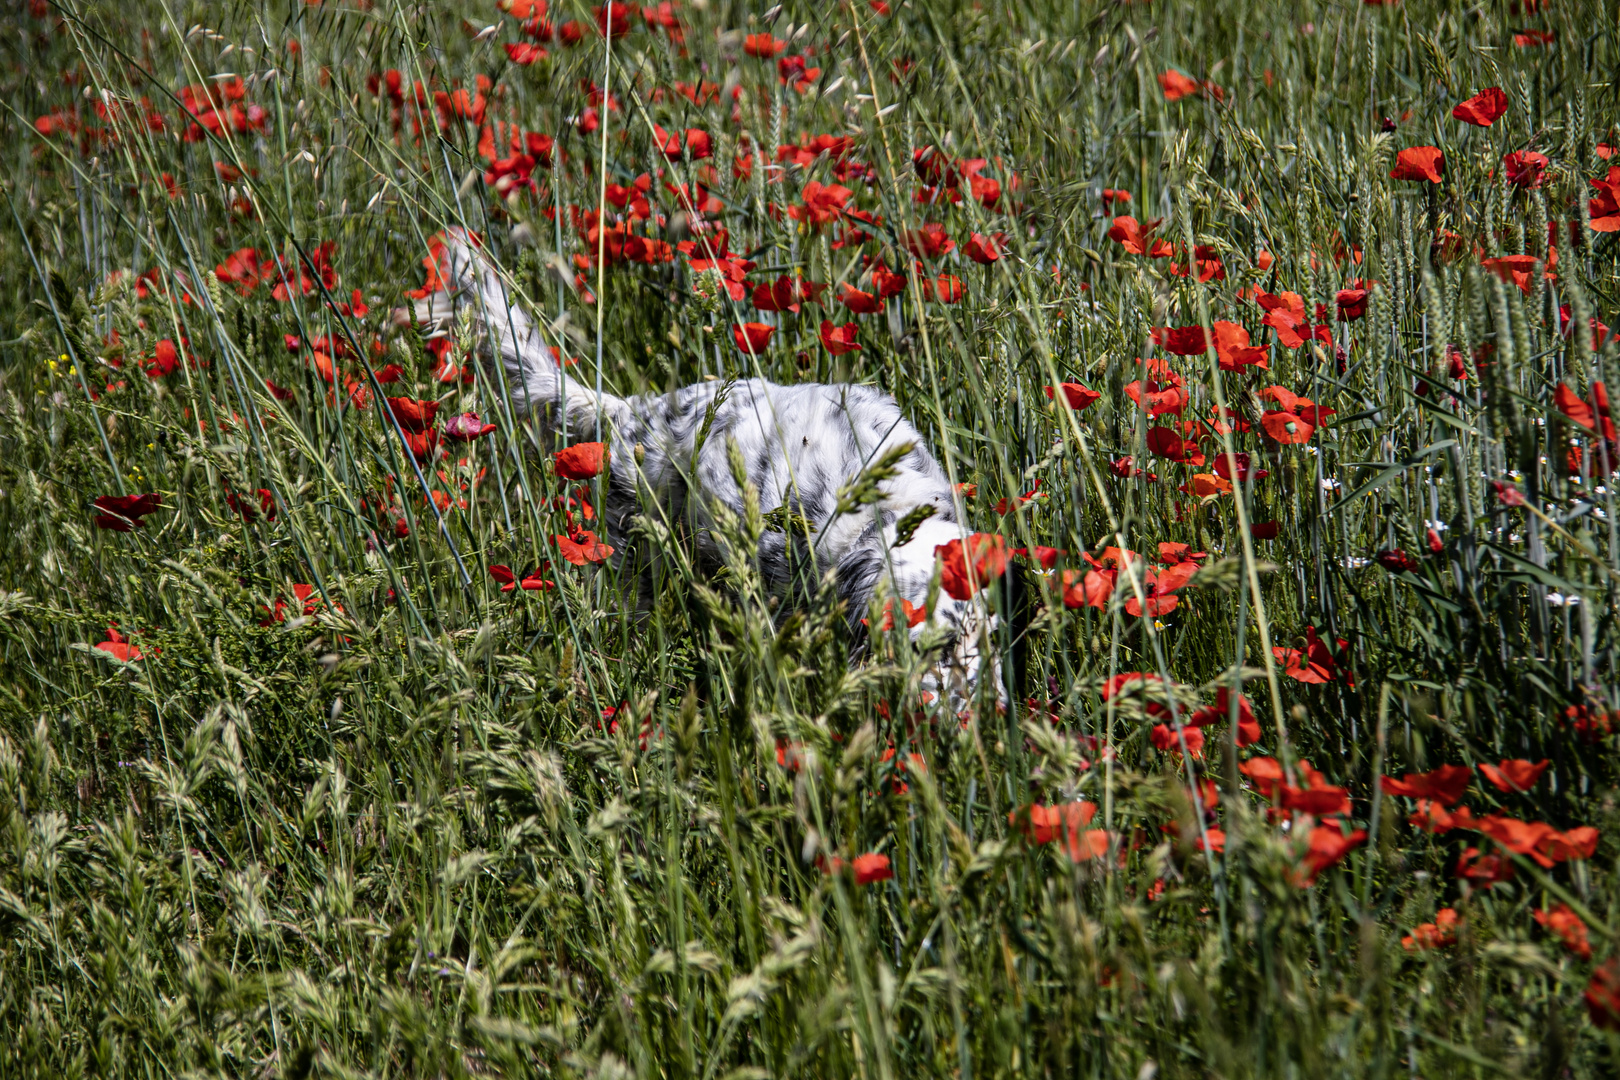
3,0,1620,1075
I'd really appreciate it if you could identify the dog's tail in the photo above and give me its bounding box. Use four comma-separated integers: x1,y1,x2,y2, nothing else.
413,231,629,439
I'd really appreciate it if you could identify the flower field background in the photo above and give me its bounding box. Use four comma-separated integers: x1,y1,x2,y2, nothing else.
3,0,1620,1075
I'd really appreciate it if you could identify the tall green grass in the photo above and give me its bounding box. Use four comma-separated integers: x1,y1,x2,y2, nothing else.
1,0,1619,1075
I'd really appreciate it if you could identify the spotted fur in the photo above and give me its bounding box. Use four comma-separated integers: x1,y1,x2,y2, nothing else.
418,237,999,696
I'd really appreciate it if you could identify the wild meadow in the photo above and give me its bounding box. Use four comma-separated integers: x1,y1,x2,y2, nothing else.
2,0,1620,1075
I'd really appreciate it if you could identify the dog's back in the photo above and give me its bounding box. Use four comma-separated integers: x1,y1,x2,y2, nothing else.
420,236,1000,696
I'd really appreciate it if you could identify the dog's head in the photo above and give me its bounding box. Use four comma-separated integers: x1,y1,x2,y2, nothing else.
881,517,1026,711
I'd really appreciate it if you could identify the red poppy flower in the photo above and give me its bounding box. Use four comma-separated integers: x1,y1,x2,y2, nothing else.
1409,799,1472,834
1456,845,1514,886
1107,216,1173,258
1259,409,1313,445
964,232,1003,264
1334,288,1369,321
226,488,276,523
93,492,163,531
386,396,439,432
732,322,775,354
1253,288,1322,349
1213,450,1264,484
1375,548,1419,573
1472,813,1550,860
1009,801,1097,846
903,223,955,259
872,264,908,298
1012,546,1064,571
554,441,607,479
489,563,554,592
1108,455,1158,482
838,283,884,314
1188,687,1260,744
593,2,632,36
1492,480,1527,507
1478,758,1550,793
1058,568,1111,610
1452,86,1508,126
786,181,851,227
1478,253,1542,295
1150,723,1204,757
1044,382,1101,411
920,274,964,303
867,596,926,631
1554,381,1616,439
1167,243,1225,283
1297,825,1367,885
95,625,143,662
1159,69,1202,101
1151,325,1209,356
1503,149,1549,189
555,527,615,565
1401,908,1460,952
819,321,860,356
1145,426,1205,466
1281,779,1350,816
1274,626,1348,684
1390,146,1444,183
1236,755,1284,798
1590,166,1620,231
743,32,786,57
852,852,893,885
1125,562,1199,618
141,338,182,379
215,248,264,294
1156,542,1206,566
1124,359,1189,416
1536,904,1593,960
936,533,1011,600
1058,826,1111,863
402,427,439,462
505,42,548,64
1514,29,1556,47
752,276,818,314
1537,825,1600,864
651,123,711,161
1209,321,1269,370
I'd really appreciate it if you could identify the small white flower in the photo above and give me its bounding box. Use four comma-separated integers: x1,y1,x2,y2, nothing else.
1342,556,1369,569
1425,520,1449,532
1321,478,1342,491
1547,592,1581,607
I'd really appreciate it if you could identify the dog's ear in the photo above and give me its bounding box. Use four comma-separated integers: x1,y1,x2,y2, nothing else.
999,559,1038,706
835,541,887,648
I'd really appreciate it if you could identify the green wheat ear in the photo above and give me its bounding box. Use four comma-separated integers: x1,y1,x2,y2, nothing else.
892,503,935,546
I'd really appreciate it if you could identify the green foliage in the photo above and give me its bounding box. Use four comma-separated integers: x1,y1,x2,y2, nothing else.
0,0,1619,1077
